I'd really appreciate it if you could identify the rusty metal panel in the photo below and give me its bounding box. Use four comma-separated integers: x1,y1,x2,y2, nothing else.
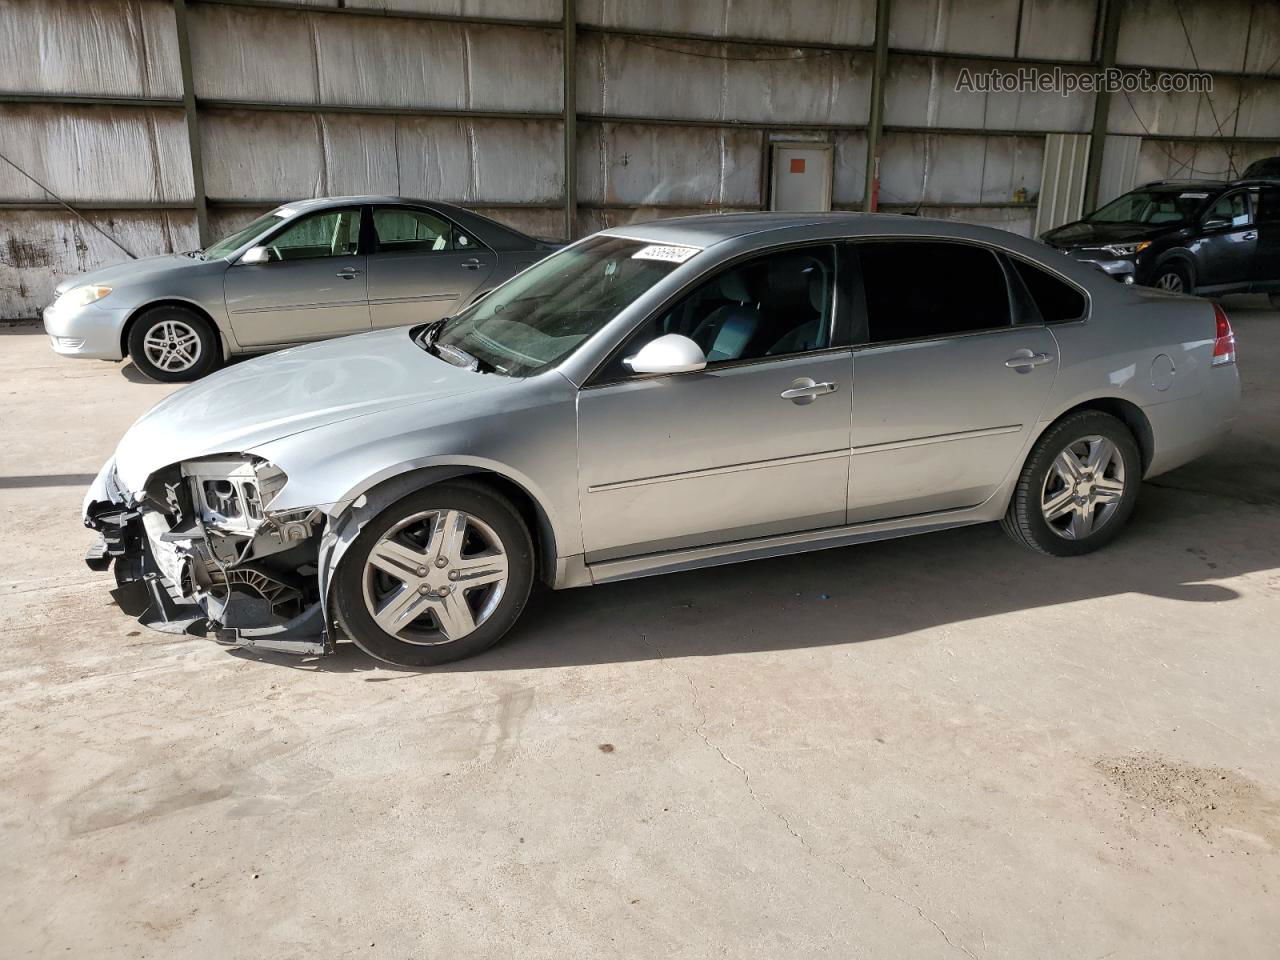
880,132,1044,205
888,0,1022,58
200,110,561,203
577,0,876,46
0,0,181,99
576,122,763,206
189,4,562,111
346,0,561,19
1132,138,1280,183
0,210,198,318
1117,0,1254,72
832,131,869,205
468,206,564,239
886,56,1094,132
577,33,872,126
0,105,193,203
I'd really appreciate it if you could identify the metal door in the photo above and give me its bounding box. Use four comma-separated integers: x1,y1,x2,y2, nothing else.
577,351,853,562
770,143,833,212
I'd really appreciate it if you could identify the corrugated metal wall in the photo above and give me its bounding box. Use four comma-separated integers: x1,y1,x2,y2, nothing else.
2,0,1279,318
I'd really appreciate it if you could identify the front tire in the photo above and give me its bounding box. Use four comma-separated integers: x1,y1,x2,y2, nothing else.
1001,411,1141,557
1150,262,1190,295
333,482,535,667
126,305,219,382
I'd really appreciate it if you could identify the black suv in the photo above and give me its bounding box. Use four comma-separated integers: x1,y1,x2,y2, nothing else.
1040,179,1280,304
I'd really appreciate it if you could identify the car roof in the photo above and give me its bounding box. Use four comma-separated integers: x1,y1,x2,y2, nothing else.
598,211,928,246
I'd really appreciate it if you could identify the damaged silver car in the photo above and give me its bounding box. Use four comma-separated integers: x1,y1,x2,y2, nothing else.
85,214,1241,666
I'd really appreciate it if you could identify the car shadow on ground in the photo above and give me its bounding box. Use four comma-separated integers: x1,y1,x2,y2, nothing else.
232,476,1269,678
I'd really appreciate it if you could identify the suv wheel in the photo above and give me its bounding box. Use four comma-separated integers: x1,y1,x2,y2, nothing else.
1151,263,1190,294
1001,411,1141,557
333,482,535,667
127,305,219,382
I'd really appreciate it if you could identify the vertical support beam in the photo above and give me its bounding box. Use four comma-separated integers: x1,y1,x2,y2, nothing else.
863,0,891,212
562,0,577,241
174,0,210,246
1082,0,1121,213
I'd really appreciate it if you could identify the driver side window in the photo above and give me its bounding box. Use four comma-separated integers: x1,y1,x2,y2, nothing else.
604,244,835,379
265,208,361,261
1207,191,1253,228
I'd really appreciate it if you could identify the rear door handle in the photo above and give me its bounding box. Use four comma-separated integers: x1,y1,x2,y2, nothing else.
780,379,838,404
461,258,483,270
336,267,362,279
1005,352,1054,369
1244,231,1258,240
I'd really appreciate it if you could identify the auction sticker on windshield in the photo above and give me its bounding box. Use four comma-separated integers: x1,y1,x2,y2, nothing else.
631,244,701,263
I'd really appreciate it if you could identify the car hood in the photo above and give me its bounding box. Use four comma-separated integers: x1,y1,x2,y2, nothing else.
1040,221,1179,249
54,252,210,296
112,327,510,492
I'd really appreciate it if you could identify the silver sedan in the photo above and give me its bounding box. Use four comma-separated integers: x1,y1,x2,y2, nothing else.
84,213,1241,666
42,196,554,381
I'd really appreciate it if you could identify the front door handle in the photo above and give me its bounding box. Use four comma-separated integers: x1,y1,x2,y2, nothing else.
1244,230,1258,240
336,267,363,279
1005,351,1054,370
461,258,483,270
780,378,838,405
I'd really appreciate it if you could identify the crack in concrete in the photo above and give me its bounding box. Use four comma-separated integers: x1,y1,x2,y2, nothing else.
641,631,978,960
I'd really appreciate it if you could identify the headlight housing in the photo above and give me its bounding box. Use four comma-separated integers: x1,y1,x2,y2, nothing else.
56,285,114,309
1102,241,1151,257
181,456,288,535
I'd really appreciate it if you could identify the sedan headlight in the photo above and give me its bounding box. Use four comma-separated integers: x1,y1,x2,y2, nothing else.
57,285,114,309
181,457,288,535
1102,241,1151,257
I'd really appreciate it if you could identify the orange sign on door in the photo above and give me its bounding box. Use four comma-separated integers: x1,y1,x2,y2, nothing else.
789,157,806,174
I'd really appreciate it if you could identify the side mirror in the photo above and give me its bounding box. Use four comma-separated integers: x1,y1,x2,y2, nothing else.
239,246,272,265
624,333,707,375
1203,216,1231,230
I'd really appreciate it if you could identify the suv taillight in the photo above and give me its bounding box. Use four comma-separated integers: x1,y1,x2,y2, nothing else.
1212,304,1236,366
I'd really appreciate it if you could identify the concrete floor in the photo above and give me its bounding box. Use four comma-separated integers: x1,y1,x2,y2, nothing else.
2,300,1278,959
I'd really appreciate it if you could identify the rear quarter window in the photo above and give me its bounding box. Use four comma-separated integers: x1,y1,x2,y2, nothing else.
1010,258,1088,323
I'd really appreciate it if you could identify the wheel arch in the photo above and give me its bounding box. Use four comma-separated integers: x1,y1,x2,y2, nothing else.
1149,249,1196,289
121,298,224,361
1042,396,1154,475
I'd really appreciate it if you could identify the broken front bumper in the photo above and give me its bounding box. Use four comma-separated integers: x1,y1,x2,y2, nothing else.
84,462,333,658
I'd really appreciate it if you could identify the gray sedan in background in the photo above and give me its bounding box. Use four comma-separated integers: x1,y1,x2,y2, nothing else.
83,213,1240,667
42,196,555,381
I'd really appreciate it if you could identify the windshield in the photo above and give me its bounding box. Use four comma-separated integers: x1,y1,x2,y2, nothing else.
431,235,694,376
1087,189,1210,225
203,210,288,258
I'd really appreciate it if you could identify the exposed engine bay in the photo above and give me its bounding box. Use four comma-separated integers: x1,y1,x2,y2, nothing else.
84,456,332,656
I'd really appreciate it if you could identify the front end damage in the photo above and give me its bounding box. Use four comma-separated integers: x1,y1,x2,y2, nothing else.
84,456,333,657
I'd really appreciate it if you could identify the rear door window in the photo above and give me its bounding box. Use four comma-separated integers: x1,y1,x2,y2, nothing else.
853,241,1012,344
1009,257,1087,323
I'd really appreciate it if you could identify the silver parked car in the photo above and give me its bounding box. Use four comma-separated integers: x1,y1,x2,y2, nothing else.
84,213,1241,667
43,196,554,382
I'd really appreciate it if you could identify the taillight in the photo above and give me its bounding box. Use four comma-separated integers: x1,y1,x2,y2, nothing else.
1211,303,1236,366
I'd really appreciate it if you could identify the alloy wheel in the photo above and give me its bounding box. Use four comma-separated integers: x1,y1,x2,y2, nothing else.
361,509,509,645
1040,435,1126,540
1155,271,1184,293
142,319,203,372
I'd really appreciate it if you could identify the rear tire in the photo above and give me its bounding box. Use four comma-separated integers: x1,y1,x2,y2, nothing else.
1001,411,1141,557
333,481,534,667
126,305,219,382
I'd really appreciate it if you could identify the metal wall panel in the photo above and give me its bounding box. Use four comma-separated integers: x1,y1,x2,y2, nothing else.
885,56,1095,132
0,0,181,99
577,0,876,47
1133,138,1280,184
576,122,763,206
879,132,1044,205
576,205,753,237
200,111,562,203
890,204,1037,237
1097,134,1141,206
832,131,869,205
1034,132,1090,234
0,105,193,203
888,0,1023,58
0,210,197,319
189,5,563,111
344,0,561,20
576,33,872,125
1117,0,1255,72
1015,0,1097,63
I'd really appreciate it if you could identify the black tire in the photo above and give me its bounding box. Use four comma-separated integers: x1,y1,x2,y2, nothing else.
1149,262,1191,295
333,481,535,667
1269,292,1280,309
1000,411,1142,557
126,305,220,382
